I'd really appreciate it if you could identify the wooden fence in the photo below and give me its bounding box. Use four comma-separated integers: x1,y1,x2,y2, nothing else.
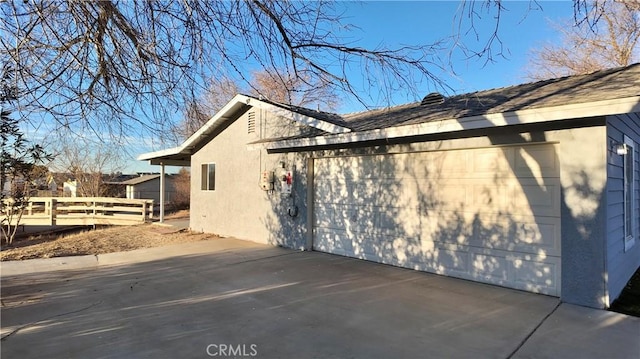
1,197,154,226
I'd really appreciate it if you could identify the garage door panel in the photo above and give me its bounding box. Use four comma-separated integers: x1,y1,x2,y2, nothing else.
314,228,347,255
436,150,471,175
313,144,561,297
433,184,469,209
472,147,514,175
377,178,424,209
511,217,561,256
414,243,560,295
313,179,338,203
313,204,333,227
512,179,561,217
353,206,378,233
316,179,378,205
472,184,510,211
512,256,560,294
400,154,436,178
434,248,470,275
316,156,379,180
514,144,560,178
417,210,559,257
464,213,560,256
332,204,359,230
471,252,510,282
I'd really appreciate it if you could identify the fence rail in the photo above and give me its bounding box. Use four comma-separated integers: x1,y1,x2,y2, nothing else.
1,197,154,226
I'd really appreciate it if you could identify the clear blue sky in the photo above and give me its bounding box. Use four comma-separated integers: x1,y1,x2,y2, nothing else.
133,0,574,173
335,0,574,112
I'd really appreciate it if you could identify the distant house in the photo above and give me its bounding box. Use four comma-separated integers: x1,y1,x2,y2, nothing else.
34,175,57,197
139,64,640,309
63,180,78,197
120,174,176,205
1,176,22,197
102,173,139,198
1,174,56,197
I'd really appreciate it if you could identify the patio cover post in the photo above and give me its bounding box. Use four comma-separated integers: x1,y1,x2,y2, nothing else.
160,163,165,223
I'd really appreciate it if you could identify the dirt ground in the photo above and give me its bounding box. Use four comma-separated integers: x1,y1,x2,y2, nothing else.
0,213,217,261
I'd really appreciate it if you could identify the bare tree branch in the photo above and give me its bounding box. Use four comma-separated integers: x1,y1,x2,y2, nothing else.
527,0,640,80
0,0,610,144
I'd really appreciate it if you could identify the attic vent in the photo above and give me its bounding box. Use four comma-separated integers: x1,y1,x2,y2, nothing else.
421,92,445,106
247,111,256,134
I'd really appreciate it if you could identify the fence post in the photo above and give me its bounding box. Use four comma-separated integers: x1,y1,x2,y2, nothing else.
50,198,57,225
141,200,146,222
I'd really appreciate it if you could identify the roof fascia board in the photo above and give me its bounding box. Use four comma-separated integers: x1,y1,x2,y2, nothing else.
137,146,182,161
137,94,251,162
258,96,640,150
245,98,351,134
180,94,251,151
139,94,350,162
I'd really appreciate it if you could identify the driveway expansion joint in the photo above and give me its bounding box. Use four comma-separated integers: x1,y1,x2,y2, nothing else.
505,300,562,359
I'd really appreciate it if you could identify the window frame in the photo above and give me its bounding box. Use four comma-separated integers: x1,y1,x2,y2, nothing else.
201,163,216,191
623,135,636,252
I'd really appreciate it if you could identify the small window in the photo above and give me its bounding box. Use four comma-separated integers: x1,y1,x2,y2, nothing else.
201,163,216,191
623,135,636,251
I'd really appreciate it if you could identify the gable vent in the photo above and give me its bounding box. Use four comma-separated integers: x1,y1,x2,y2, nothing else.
247,111,256,134
421,92,445,106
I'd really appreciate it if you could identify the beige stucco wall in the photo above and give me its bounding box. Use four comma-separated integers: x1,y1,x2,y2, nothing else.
190,109,309,246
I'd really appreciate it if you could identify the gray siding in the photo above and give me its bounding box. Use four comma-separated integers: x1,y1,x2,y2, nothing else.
128,177,176,204
606,113,640,305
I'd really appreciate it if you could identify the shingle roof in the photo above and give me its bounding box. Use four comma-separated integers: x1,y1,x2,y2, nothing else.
119,174,161,185
340,64,640,132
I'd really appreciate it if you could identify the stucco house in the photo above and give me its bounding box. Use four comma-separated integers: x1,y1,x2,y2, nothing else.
140,64,640,309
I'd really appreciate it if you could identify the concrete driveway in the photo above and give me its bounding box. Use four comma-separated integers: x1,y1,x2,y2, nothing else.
1,238,639,359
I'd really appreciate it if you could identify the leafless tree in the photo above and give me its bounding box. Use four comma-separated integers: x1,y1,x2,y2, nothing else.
171,167,190,211
173,101,213,143
51,139,125,197
0,0,612,143
175,68,341,140
0,1,449,139
526,1,640,80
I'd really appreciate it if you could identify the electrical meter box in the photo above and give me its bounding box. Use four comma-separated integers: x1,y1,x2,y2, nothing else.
260,171,274,191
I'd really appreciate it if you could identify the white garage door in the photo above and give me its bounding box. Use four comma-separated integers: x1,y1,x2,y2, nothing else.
313,144,561,296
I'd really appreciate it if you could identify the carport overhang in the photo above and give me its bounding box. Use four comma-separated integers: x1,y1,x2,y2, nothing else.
138,148,191,167
137,147,192,224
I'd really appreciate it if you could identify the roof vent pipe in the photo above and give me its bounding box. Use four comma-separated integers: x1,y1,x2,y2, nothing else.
421,92,445,106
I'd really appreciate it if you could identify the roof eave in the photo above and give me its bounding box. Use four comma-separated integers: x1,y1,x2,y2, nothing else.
139,94,351,165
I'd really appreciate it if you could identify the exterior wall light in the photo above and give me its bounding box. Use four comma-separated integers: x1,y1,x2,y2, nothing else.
616,143,629,156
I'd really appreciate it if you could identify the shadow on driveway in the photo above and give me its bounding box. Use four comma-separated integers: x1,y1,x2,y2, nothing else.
1,240,638,358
